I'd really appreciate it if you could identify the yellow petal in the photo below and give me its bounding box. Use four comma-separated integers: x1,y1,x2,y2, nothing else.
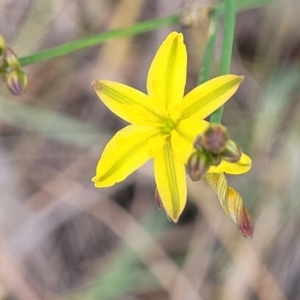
92,80,163,124
180,75,244,119
147,32,187,112
208,152,252,174
171,118,209,163
148,133,169,157
92,125,159,187
153,137,187,222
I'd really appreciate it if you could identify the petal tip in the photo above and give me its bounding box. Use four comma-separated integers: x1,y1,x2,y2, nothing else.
172,218,179,224
168,31,179,36
237,75,245,84
93,180,115,188
166,208,183,223
238,206,254,238
166,31,184,43
167,213,179,223
91,80,103,91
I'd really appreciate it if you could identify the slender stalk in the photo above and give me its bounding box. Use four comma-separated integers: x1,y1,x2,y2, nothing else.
198,0,273,85
18,0,274,68
210,0,236,124
197,9,220,85
216,0,274,14
235,0,275,11
19,15,179,67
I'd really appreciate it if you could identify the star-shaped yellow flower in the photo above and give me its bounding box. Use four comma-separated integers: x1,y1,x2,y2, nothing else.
92,31,251,222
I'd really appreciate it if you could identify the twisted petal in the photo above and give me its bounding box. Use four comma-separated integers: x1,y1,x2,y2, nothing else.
171,118,209,163
154,137,187,222
147,32,187,112
208,152,252,174
92,80,163,124
92,125,159,187
180,75,244,119
205,173,254,238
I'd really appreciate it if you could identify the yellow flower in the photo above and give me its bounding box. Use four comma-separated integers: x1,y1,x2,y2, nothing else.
92,31,251,222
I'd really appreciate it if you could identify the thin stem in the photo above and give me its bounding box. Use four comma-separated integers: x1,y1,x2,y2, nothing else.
216,0,275,14
197,9,220,85
19,15,179,67
210,0,236,124
235,0,275,11
198,0,273,85
18,0,274,68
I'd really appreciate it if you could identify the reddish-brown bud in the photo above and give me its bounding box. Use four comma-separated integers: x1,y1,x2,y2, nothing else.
226,187,254,238
4,68,28,95
193,134,205,151
221,140,242,163
187,151,211,181
210,153,222,166
237,205,254,238
3,47,20,69
201,124,229,153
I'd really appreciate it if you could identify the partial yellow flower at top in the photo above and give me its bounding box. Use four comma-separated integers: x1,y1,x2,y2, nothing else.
92,31,251,222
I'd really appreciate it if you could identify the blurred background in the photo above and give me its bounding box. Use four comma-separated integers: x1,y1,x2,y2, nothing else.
0,0,300,299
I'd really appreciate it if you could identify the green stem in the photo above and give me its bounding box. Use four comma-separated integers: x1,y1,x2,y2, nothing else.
18,0,274,67
210,0,236,124
234,0,275,11
19,15,179,67
219,0,235,76
197,9,220,85
216,0,274,14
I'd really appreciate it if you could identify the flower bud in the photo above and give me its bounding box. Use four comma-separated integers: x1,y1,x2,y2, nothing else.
205,173,254,238
155,188,164,210
210,153,222,166
193,134,205,151
3,47,20,69
4,68,28,95
225,188,254,238
187,151,211,181
0,34,6,56
220,139,242,163
237,205,254,238
201,123,229,153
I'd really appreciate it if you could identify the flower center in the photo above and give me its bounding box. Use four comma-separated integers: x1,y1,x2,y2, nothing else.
162,118,176,133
